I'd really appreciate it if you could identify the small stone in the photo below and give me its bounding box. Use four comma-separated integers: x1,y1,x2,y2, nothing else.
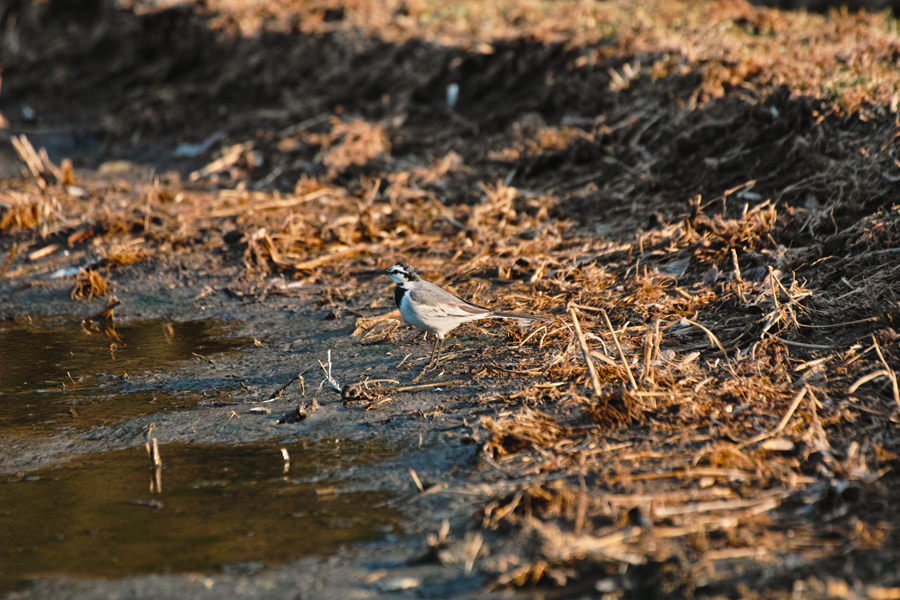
378,577,420,592
761,438,795,452
595,578,619,593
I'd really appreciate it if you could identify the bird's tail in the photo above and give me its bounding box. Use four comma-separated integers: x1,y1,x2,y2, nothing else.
491,311,550,322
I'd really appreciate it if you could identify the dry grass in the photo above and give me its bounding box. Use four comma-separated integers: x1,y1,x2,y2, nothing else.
455,191,900,591
70,269,110,301
315,117,391,179
100,243,152,268
0,190,63,233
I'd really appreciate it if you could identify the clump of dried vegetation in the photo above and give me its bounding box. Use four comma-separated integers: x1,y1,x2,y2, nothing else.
3,0,900,596
70,269,109,301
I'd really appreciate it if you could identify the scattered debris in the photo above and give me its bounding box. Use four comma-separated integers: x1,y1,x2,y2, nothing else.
70,269,110,301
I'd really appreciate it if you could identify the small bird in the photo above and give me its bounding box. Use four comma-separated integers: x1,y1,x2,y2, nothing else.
378,262,549,368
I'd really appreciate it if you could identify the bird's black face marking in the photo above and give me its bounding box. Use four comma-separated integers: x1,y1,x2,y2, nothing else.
384,262,421,286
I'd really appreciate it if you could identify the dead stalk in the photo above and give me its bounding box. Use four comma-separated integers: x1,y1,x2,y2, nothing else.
318,350,343,393
768,266,780,312
395,380,464,393
269,368,312,400
848,370,892,394
653,491,789,518
568,306,603,397
11,135,45,180
772,335,833,350
872,336,900,410
590,350,618,366
145,437,163,494
686,319,727,355
642,319,660,383
642,324,653,382
575,476,588,537
0,243,17,278
737,386,808,449
409,468,425,493
731,248,742,283
651,319,661,365
601,309,637,391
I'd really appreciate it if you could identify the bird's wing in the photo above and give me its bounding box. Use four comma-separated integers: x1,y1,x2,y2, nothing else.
408,288,492,318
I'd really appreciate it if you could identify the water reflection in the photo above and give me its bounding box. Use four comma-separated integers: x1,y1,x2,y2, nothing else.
0,317,248,434
0,440,396,593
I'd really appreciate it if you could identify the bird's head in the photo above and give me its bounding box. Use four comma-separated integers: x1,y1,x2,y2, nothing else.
380,262,420,286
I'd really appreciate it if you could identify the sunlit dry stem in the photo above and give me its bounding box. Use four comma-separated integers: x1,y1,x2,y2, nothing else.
872,336,900,411
767,266,780,312
517,324,548,348
642,319,660,383
686,319,727,355
848,370,892,394
590,350,618,367
652,319,662,364
281,447,290,474
463,532,483,575
409,468,424,493
653,490,789,518
395,380,464,393
805,387,828,449
319,349,343,393
731,248,742,283
798,316,878,329
268,368,310,401
642,325,653,382
568,306,602,398
0,243,18,278
148,437,162,494
601,309,638,391
11,134,49,180
574,476,588,537
771,335,833,350
152,439,161,466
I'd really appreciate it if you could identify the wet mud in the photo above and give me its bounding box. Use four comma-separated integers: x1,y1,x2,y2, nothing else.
0,280,510,599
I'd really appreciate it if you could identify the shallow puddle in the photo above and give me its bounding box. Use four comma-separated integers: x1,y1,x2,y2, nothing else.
0,317,248,434
0,439,397,594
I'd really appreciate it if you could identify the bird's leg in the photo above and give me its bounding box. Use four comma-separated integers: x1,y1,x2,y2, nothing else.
413,337,444,382
428,336,444,367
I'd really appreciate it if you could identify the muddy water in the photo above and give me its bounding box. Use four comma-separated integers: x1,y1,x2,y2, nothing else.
0,439,397,594
0,318,248,434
